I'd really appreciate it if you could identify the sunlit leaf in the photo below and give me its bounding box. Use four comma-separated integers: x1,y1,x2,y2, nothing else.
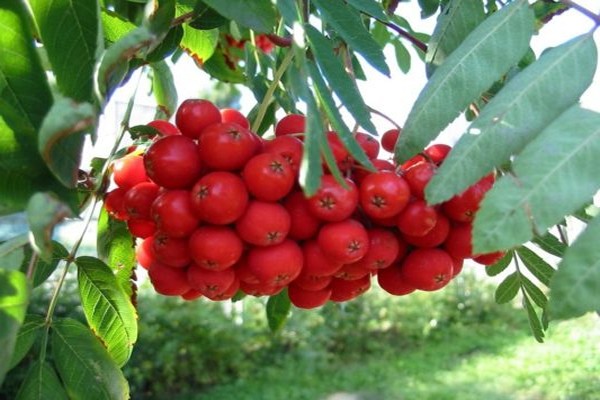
266,289,291,333
180,26,219,65
101,9,136,43
150,61,178,118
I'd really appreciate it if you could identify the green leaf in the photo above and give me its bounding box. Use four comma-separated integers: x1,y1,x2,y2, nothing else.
201,0,276,33
485,250,513,277
494,272,519,304
395,0,533,163
0,234,29,270
76,256,138,367
101,9,136,43
346,0,388,21
522,294,544,343
180,25,218,65
266,289,291,333
144,0,176,35
516,246,554,287
418,0,439,18
392,41,411,73
202,46,245,83
188,3,228,30
305,25,377,135
9,314,45,371
26,193,72,262
276,0,300,26
146,25,184,62
0,2,53,138
473,105,600,253
0,269,30,386
312,0,389,76
15,360,69,400
521,275,548,309
425,0,485,77
150,61,178,118
427,33,597,205
29,0,101,102
549,215,600,320
38,98,96,188
25,241,69,288
532,232,566,258
51,318,130,399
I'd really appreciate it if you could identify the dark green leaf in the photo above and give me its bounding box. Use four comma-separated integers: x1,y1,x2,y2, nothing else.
473,105,600,253
425,0,485,77
485,250,513,277
532,232,567,258
76,256,138,367
150,61,178,118
188,2,229,30
38,98,96,188
305,25,377,135
26,193,72,262
146,25,184,62
521,275,548,309
312,0,390,76
30,0,100,102
522,294,544,343
247,102,277,136
128,125,161,140
101,9,136,43
395,0,533,163
0,269,29,386
418,0,439,18
549,215,600,320
276,0,300,26
494,272,519,304
532,0,568,28
27,241,69,288
0,234,29,270
516,246,554,287
266,289,291,333
427,33,597,206
202,47,245,83
9,314,44,371
144,0,176,35
393,41,411,73
346,0,388,21
51,318,129,399
201,0,276,33
15,361,69,400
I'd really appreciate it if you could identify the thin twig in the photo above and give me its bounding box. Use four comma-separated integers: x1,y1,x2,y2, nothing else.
171,11,196,27
367,106,402,131
377,19,428,53
560,0,600,25
266,34,292,47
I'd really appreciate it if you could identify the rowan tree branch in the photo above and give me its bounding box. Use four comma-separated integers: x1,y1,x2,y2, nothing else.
560,0,600,25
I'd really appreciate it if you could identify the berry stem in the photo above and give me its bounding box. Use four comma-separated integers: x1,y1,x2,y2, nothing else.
559,1,600,25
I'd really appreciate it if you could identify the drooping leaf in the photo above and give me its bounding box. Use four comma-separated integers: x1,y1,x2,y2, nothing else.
485,250,513,277
179,25,219,65
51,318,130,399
516,246,555,287
549,215,600,320
0,269,30,386
425,0,486,77
312,0,390,76
29,0,101,102
26,193,72,262
532,232,566,258
522,294,544,343
418,0,439,18
266,289,291,333
38,98,96,188
201,0,276,33
146,25,184,62
76,256,138,367
150,61,178,118
15,360,69,400
494,272,520,304
427,33,597,205
346,0,388,21
520,274,548,309
392,40,411,73
473,105,600,253
8,314,44,371
305,25,377,135
395,0,533,163
24,241,69,288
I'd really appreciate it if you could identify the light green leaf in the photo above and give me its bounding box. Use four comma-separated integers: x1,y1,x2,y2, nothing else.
150,61,178,118
393,41,411,73
346,0,388,21
38,98,96,188
26,193,72,262
15,361,69,400
312,0,390,76
0,234,29,270
9,314,44,371
516,246,555,287
76,256,138,367
425,0,485,77
485,250,512,277
532,232,566,258
101,9,136,43
395,0,533,163
521,275,548,309
180,25,218,64
0,269,30,386
549,215,600,320
494,272,519,304
427,33,597,205
266,289,291,333
305,25,377,135
523,294,544,343
51,318,129,399
473,105,600,253
201,0,276,33
30,0,101,102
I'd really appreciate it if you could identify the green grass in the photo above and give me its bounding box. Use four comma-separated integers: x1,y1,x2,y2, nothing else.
182,315,600,400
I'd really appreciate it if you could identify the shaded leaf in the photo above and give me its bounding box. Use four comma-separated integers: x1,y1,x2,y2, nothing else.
418,0,439,18
0,269,30,386
523,294,544,343
25,241,69,288
188,2,228,30
201,0,276,33
549,215,600,320
393,40,411,73
51,318,129,399
276,0,300,26
485,250,512,277
26,193,72,262
76,256,138,367
427,33,597,205
202,47,245,83
494,272,520,304
146,25,184,62
346,0,388,21
473,105,600,253
15,361,68,400
312,0,390,76
395,0,533,163
150,61,178,118
144,0,176,35
521,275,548,309
30,0,101,102
516,246,554,287
0,234,29,270
305,25,377,135
8,314,45,371
266,289,291,333
532,232,566,258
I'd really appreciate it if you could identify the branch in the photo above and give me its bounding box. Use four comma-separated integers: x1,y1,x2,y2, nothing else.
560,0,600,25
378,19,428,53
266,33,292,48
171,11,196,27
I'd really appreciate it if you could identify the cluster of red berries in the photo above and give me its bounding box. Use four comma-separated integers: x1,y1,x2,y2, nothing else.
103,99,505,309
